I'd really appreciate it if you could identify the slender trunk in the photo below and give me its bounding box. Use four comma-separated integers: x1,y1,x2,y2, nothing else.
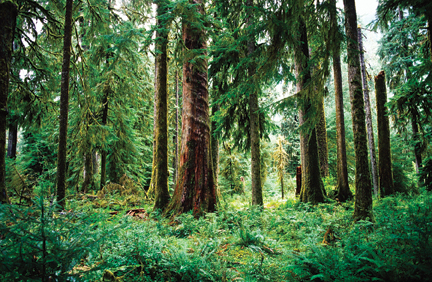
375,71,394,196
7,118,18,159
358,27,378,197
247,0,263,206
316,95,329,177
412,113,422,174
280,174,284,199
211,103,220,188
100,80,109,189
343,0,373,221
0,1,17,204
295,16,325,204
153,0,170,211
56,0,74,209
92,150,98,174
172,70,179,189
165,0,215,217
82,151,93,193
330,0,351,202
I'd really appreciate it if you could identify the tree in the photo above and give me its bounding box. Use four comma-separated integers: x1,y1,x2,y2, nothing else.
375,71,394,196
294,5,325,204
56,0,74,208
329,0,352,201
153,0,171,211
272,135,289,199
247,0,263,206
0,1,18,204
358,27,378,196
343,0,373,221
316,93,329,178
165,0,216,216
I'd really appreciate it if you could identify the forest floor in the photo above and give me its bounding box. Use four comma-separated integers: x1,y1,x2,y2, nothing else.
2,189,432,281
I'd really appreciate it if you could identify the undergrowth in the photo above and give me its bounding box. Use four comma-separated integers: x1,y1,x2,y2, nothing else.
1,192,432,281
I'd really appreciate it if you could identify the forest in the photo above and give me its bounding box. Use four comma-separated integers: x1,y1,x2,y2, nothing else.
0,0,432,281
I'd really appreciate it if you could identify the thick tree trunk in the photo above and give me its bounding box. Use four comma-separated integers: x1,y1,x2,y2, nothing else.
330,0,352,202
153,0,170,211
7,118,18,159
343,0,373,221
375,71,394,196
0,1,17,204
247,0,263,206
294,17,325,204
358,27,378,197
316,95,329,177
56,0,74,209
165,0,215,217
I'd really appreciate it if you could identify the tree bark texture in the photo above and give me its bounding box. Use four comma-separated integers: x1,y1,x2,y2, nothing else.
358,27,378,197
316,95,329,178
294,17,325,204
343,0,373,221
247,0,263,206
56,0,74,209
412,114,422,174
153,1,171,211
0,1,17,204
374,71,394,197
173,70,179,189
211,103,220,188
100,77,109,190
165,0,216,217
7,118,18,159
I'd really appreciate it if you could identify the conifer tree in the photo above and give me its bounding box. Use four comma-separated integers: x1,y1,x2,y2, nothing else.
343,0,373,221
329,0,352,201
153,0,171,211
294,5,325,204
358,27,378,196
56,0,74,208
375,71,394,196
247,0,263,206
165,0,216,216
0,1,18,204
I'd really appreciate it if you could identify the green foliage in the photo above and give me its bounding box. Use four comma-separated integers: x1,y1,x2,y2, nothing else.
0,197,112,281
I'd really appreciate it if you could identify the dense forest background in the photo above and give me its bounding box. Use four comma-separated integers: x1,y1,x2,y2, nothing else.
1,0,432,281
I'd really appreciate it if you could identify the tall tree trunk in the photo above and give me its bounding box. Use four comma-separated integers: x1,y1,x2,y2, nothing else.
7,118,18,159
0,1,17,204
412,113,422,174
165,0,215,217
247,0,263,206
211,103,220,188
100,78,109,190
172,70,179,189
316,95,329,177
294,16,325,204
153,0,170,211
343,0,373,221
374,71,394,196
330,0,352,202
56,0,74,209
82,151,93,193
280,174,284,199
358,27,378,197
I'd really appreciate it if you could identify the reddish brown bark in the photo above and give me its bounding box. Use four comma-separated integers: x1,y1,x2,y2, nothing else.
165,0,215,217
